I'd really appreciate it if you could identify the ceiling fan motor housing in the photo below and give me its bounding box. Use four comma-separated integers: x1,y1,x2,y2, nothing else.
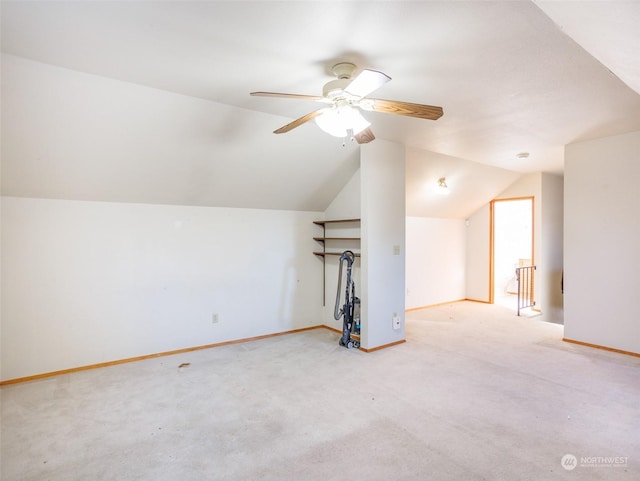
323,62,358,100
332,62,357,79
323,79,351,99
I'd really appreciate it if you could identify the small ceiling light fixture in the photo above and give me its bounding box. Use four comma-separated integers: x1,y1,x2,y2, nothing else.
438,177,450,195
516,152,530,159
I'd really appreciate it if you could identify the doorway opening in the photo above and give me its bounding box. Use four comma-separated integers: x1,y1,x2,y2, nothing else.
490,197,534,311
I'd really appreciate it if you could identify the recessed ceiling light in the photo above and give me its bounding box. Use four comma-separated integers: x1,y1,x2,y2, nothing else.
516,152,530,159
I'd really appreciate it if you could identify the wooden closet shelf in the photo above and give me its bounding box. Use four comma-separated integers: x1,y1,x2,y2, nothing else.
313,237,361,241
313,219,361,226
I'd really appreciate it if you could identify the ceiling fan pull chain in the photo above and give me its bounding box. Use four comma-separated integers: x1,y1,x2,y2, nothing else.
341,129,356,147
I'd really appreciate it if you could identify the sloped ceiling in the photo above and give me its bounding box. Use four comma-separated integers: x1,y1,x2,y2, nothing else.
2,1,640,217
534,0,640,96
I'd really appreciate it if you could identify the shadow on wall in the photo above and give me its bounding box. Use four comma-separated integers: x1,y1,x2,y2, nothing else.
544,269,564,325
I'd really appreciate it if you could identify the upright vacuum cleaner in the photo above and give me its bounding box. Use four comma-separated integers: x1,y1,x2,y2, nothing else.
334,250,361,349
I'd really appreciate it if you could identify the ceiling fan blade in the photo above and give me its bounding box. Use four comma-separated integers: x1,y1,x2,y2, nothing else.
364,98,443,120
250,91,325,102
273,109,325,134
354,127,375,144
345,69,391,99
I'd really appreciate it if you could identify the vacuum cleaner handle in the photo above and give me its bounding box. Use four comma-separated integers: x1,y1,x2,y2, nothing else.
334,250,355,320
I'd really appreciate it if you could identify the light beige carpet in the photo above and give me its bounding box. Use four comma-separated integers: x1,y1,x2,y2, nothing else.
2,301,638,480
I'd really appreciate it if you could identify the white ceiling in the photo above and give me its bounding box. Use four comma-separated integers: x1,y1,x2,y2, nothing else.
2,1,640,217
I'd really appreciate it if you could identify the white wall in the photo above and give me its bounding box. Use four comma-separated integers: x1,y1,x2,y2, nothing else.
360,141,406,349
564,130,640,354
324,171,361,221
1,54,358,211
406,217,466,309
465,203,491,301
1,197,323,381
320,169,361,328
540,173,564,323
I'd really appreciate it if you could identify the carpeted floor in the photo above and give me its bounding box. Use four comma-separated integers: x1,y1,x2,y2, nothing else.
2,301,638,480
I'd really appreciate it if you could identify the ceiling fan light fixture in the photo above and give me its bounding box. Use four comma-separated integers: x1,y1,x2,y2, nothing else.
315,106,370,138
252,63,443,141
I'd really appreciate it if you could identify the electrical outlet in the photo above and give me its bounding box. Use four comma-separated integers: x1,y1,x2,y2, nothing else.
393,245,400,255
212,313,219,324
392,314,401,330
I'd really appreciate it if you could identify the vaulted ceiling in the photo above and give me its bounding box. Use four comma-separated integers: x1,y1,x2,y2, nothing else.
2,1,640,217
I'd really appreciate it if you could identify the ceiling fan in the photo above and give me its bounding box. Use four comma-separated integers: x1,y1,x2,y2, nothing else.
250,63,443,144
